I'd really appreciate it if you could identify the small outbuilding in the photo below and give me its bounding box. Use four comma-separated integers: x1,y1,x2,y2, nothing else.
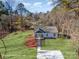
35,26,58,39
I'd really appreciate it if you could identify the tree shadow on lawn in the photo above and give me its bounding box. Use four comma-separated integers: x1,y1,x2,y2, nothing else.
0,43,24,50
8,44,24,48
0,43,36,52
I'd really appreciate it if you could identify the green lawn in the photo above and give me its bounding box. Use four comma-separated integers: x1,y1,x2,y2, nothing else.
42,39,77,59
0,30,77,59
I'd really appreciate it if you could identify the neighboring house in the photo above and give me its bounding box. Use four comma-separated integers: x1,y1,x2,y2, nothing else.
35,26,58,39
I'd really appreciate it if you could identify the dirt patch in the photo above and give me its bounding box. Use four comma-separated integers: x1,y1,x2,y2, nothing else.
24,36,37,48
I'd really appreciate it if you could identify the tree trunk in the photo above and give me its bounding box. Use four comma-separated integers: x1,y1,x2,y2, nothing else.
77,48,79,59
0,53,2,59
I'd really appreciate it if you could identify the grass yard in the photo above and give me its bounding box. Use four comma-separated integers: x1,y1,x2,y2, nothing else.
0,30,36,59
0,30,77,59
42,39,77,59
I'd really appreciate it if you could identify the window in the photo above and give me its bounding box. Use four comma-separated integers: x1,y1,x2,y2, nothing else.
53,33,56,37
46,33,48,37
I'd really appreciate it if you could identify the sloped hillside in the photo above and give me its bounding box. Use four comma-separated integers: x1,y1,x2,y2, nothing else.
0,30,76,59
0,31,36,59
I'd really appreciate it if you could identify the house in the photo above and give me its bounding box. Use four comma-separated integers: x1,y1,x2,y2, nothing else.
34,26,58,39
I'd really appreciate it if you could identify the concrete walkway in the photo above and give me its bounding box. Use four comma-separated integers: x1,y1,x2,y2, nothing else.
37,50,64,59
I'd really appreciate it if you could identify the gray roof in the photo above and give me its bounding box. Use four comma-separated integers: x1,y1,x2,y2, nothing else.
35,26,58,33
42,26,58,33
